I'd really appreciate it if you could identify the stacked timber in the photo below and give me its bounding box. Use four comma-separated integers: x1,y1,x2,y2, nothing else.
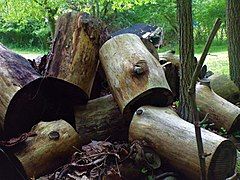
0,12,238,180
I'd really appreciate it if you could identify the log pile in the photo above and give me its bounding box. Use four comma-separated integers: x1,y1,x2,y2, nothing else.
0,12,238,180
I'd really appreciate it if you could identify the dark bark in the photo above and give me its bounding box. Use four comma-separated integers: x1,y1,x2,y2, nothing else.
177,0,195,122
227,0,240,88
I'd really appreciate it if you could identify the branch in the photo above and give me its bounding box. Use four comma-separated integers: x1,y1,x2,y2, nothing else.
188,18,222,180
189,18,222,94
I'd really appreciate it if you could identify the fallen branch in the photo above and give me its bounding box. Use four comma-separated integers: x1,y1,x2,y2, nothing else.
188,18,222,180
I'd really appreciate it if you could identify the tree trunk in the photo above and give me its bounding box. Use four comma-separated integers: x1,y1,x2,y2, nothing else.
177,0,196,122
46,12,107,101
10,120,80,178
129,106,236,179
99,33,173,120
209,74,240,103
227,0,240,88
0,44,88,139
74,94,128,144
196,83,240,132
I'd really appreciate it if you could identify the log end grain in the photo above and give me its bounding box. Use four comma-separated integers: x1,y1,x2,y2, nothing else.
3,77,88,139
124,87,173,120
208,140,236,179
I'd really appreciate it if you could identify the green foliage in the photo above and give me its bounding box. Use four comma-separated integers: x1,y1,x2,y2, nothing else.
0,0,228,52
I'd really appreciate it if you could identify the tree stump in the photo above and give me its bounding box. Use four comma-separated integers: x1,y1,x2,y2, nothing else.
7,120,80,178
196,83,240,132
75,94,127,144
99,34,173,120
129,106,236,179
209,74,240,103
0,44,89,139
46,12,107,101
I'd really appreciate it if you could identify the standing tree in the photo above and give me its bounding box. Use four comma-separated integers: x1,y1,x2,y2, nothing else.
177,0,195,122
227,0,240,88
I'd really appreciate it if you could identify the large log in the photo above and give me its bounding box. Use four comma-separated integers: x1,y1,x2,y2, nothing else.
129,106,237,179
209,74,240,103
0,44,87,139
75,94,127,144
99,33,173,119
196,83,240,132
2,120,80,178
46,12,106,100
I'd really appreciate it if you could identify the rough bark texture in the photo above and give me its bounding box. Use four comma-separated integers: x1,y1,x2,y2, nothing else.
129,106,236,179
13,120,80,178
99,33,173,120
227,0,240,88
209,74,240,103
75,94,128,144
46,12,107,100
196,83,240,132
177,0,196,122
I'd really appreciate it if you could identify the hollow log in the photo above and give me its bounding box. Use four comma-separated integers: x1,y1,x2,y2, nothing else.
6,120,80,178
196,83,240,132
99,33,173,120
75,94,127,144
0,44,87,139
129,106,237,179
209,74,240,103
46,12,107,100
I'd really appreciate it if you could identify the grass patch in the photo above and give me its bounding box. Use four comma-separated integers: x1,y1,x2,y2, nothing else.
158,41,228,54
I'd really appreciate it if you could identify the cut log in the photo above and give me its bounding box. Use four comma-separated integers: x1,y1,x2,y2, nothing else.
99,33,173,120
196,83,240,132
46,12,107,100
75,94,127,144
209,74,240,103
0,44,88,139
129,106,237,179
7,120,80,178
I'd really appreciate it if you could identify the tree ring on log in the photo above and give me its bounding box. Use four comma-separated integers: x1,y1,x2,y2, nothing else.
207,140,236,179
3,77,88,139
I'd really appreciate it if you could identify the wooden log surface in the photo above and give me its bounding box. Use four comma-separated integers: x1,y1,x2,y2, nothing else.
12,120,80,178
75,94,128,144
196,83,240,132
209,74,240,103
129,106,236,179
99,33,173,120
46,12,107,100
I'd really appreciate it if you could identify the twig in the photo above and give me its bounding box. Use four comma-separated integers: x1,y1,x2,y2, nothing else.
188,18,222,180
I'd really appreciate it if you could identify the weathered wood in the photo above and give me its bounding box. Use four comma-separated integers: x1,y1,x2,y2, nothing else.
99,33,173,120
129,106,237,179
196,83,240,132
0,44,88,139
12,120,80,178
209,74,240,103
46,12,106,100
75,94,127,144
0,44,38,137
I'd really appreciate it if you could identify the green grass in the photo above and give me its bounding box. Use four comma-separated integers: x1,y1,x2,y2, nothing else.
158,41,228,54
159,41,229,76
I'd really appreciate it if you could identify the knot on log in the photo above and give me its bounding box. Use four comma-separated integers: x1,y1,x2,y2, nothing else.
133,60,148,75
